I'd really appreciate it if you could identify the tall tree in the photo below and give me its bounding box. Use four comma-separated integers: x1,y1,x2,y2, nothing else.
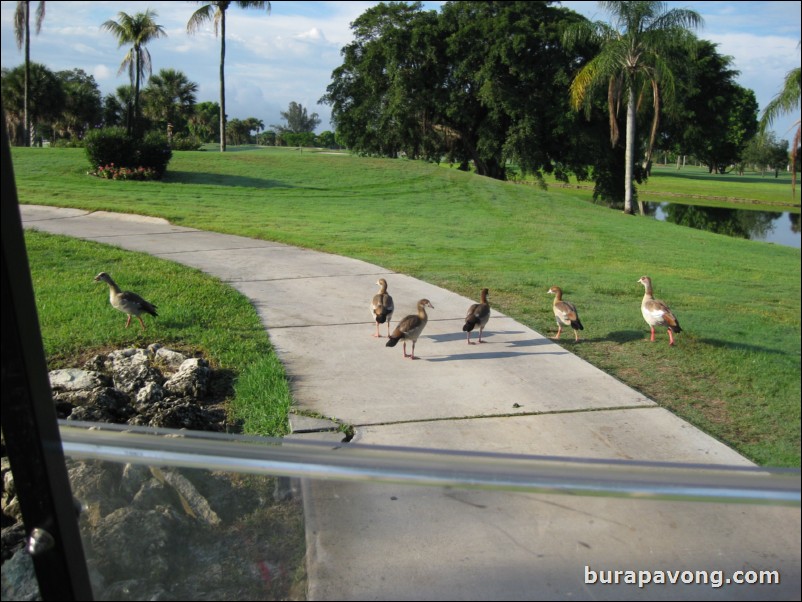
1,62,64,145
101,9,167,136
14,1,46,146
55,68,103,140
760,46,800,193
563,1,702,214
187,1,271,152
661,41,757,174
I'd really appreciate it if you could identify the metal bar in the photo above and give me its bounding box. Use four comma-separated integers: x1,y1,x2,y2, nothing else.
59,422,800,506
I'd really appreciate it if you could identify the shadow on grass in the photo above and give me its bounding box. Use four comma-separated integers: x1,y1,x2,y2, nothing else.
599,330,646,344
697,337,792,356
163,171,292,189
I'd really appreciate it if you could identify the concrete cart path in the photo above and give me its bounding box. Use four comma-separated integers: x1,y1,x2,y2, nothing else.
21,205,800,601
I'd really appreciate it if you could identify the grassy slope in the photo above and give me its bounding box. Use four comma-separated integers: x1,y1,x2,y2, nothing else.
11,147,801,466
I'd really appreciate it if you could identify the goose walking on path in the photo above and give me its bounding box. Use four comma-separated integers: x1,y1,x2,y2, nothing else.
638,276,682,346
371,278,394,337
463,288,490,344
547,286,584,342
386,299,434,359
94,272,158,330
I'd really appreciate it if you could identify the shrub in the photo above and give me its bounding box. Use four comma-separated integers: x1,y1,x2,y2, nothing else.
136,132,172,177
85,128,172,179
85,127,135,170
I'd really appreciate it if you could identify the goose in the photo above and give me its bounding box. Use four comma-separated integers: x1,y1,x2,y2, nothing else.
371,278,394,337
94,272,158,330
386,299,434,359
638,276,682,346
547,286,584,342
462,288,490,344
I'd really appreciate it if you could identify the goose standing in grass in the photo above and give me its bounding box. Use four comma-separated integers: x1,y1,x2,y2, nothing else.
94,272,158,330
463,288,490,344
638,276,682,346
547,286,584,342
386,299,434,359
371,278,394,337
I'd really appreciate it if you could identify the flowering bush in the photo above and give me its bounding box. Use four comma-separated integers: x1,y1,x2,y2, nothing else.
92,164,159,181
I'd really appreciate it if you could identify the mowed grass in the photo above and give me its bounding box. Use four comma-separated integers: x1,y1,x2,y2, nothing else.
11,146,801,466
23,229,293,437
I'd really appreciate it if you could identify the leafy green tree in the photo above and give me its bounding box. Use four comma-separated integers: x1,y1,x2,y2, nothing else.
743,132,790,177
101,9,167,136
225,117,250,145
316,130,337,149
660,41,758,174
323,1,593,181
14,1,46,146
563,1,702,214
102,93,125,127
1,62,64,145
322,2,443,160
272,101,320,134
256,130,276,145
54,68,102,140
143,68,198,137
188,101,221,143
187,1,271,152
242,116,264,141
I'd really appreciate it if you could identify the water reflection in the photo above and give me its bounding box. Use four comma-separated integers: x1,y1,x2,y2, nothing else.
646,202,800,248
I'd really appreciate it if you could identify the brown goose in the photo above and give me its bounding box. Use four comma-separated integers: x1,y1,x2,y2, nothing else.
94,272,158,330
547,286,584,342
463,288,490,344
638,276,682,346
386,299,434,359
371,278,394,337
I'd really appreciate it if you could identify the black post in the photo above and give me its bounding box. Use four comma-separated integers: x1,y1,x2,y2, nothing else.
1,112,94,600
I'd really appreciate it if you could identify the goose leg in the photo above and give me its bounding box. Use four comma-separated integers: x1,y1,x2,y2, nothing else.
125,315,132,328
137,316,147,330
649,326,656,342
667,329,675,346
553,324,562,340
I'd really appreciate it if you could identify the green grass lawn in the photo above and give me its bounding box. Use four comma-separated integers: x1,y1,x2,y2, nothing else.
23,230,293,437
11,146,801,466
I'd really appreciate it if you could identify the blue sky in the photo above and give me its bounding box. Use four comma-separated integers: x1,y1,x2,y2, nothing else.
2,1,800,140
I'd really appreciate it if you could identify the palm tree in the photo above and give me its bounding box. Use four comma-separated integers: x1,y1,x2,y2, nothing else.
564,1,702,214
187,1,271,152
102,10,167,136
143,68,199,136
14,1,46,146
760,46,800,194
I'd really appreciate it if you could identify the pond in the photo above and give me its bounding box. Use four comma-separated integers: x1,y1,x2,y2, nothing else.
645,202,800,249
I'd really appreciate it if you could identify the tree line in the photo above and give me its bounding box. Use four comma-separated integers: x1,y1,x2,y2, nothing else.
0,61,334,150
320,1,799,209
3,1,338,151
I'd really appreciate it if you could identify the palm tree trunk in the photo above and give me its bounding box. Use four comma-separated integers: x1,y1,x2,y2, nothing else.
624,86,636,215
219,9,226,153
23,1,30,147
133,48,141,137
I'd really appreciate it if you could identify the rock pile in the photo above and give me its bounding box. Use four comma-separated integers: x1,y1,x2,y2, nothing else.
1,346,306,601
